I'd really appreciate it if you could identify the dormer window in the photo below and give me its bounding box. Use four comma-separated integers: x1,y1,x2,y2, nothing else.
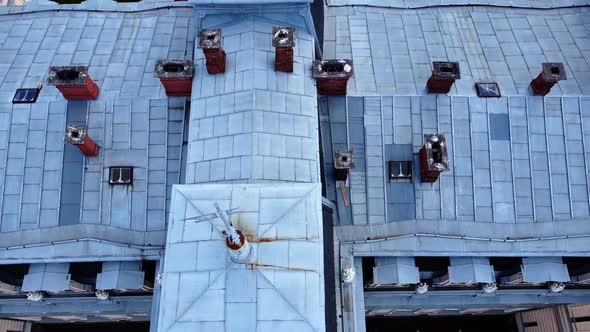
109,167,133,185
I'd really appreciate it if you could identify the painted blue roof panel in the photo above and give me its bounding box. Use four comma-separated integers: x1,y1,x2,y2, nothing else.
0,10,191,243
325,0,590,8
158,183,325,332
324,7,590,97
322,96,590,225
186,14,319,184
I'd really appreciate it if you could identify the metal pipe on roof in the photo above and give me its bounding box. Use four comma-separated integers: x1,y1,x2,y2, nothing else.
336,233,590,329
0,238,164,251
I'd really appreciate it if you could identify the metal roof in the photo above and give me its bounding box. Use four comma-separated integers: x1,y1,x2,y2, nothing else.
158,183,325,332
322,95,590,225
325,0,590,8
323,7,590,97
0,10,195,247
186,14,319,184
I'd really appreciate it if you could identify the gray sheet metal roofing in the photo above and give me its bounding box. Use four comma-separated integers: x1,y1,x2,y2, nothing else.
0,9,194,243
156,12,325,331
322,95,590,225
185,14,319,184
159,183,325,332
0,1,325,329
324,7,590,97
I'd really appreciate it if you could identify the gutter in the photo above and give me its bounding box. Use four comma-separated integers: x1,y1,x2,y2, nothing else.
336,233,590,331
0,238,164,251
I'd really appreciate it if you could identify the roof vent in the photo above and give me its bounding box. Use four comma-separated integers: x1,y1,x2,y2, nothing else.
47,66,99,100
530,62,566,96
198,29,226,74
313,59,353,96
109,167,133,185
64,124,100,157
419,134,448,183
273,27,295,73
334,149,354,181
154,60,194,97
389,161,412,181
427,61,460,94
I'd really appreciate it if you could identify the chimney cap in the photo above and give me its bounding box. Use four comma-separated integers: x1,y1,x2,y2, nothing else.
432,61,461,80
198,28,222,49
47,66,88,86
313,59,353,78
541,62,566,82
64,124,88,145
272,27,296,48
424,134,449,172
154,60,194,78
334,150,355,169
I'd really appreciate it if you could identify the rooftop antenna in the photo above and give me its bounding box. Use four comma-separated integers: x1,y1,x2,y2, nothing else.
214,203,252,264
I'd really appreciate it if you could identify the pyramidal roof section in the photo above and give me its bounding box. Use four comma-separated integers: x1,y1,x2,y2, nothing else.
158,184,325,332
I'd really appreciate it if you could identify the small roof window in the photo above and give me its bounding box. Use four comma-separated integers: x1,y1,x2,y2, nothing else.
12,88,40,104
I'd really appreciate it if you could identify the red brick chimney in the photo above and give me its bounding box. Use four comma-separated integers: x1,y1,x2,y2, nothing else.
334,150,354,181
47,66,99,100
198,29,226,75
419,134,448,183
65,125,99,157
272,27,295,73
154,60,194,97
530,62,566,96
313,59,353,95
426,61,460,94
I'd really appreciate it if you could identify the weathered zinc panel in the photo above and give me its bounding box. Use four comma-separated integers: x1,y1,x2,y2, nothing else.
186,15,318,184
326,7,590,97
59,101,87,226
323,96,590,225
0,10,194,234
40,101,67,228
326,0,590,7
364,97,386,224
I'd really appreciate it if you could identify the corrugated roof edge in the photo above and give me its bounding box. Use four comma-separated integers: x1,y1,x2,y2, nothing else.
0,0,312,16
326,0,590,10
